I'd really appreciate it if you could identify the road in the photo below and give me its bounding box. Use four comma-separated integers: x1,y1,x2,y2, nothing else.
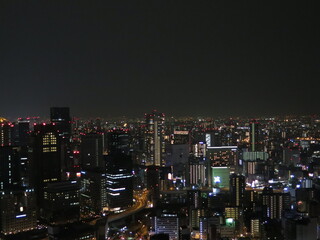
108,190,149,223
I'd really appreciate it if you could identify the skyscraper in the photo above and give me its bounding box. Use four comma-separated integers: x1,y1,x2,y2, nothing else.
30,123,64,211
0,119,13,146
50,107,71,137
145,111,165,166
105,152,133,212
249,120,262,152
80,133,104,169
229,174,245,207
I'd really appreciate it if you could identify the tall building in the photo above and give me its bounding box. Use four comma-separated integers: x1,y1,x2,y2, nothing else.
42,181,80,225
249,120,262,152
0,120,13,146
0,131,37,237
0,189,37,236
0,146,22,190
146,165,160,206
153,213,179,240
229,174,245,207
30,123,64,210
106,129,131,155
11,119,30,147
211,167,230,188
50,107,71,137
188,156,207,188
105,152,133,212
261,187,291,220
145,111,165,166
80,169,107,217
80,133,104,169
207,146,238,167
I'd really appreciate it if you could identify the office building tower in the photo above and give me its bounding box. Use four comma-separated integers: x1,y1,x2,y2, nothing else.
0,120,13,146
187,190,202,209
229,174,245,207
188,157,207,188
0,189,37,236
50,107,71,137
106,129,131,155
249,120,262,152
146,165,160,206
261,187,291,220
11,119,30,147
211,166,230,188
80,133,104,169
0,145,37,237
165,144,189,178
207,146,238,167
145,111,165,166
42,181,80,224
250,218,260,238
105,152,133,212
190,208,205,229
0,146,22,190
80,169,107,217
30,123,64,210
225,207,240,220
172,130,189,145
153,213,179,240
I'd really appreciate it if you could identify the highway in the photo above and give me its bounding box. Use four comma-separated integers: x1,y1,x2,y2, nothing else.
108,190,149,223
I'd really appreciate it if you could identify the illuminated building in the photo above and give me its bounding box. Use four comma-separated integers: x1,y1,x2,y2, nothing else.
199,217,220,240
0,119,13,146
211,167,230,188
165,144,189,178
80,169,107,216
50,107,71,137
242,151,268,161
0,189,37,236
80,133,104,169
188,157,207,188
42,181,80,224
0,145,37,237
145,111,165,166
106,129,131,155
153,213,179,240
172,130,189,145
249,120,262,152
261,187,290,219
0,146,21,190
190,208,205,229
250,218,260,238
225,207,240,220
105,152,133,212
187,190,202,209
31,123,64,212
229,174,245,207
10,119,30,147
207,146,238,167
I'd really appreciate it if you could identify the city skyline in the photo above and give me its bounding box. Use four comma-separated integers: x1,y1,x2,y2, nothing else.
1,1,319,118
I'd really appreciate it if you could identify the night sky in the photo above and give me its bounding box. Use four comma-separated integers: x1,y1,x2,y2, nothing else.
1,1,319,119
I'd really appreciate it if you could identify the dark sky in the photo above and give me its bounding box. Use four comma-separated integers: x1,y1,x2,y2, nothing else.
1,1,319,119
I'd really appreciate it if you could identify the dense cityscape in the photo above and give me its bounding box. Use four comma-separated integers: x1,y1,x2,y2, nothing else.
0,108,320,239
